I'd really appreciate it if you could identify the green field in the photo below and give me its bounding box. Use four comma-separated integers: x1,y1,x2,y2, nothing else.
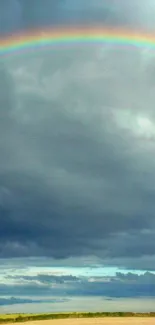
0,312,155,323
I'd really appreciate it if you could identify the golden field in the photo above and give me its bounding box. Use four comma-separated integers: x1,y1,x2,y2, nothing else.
0,313,155,324
0,317,155,325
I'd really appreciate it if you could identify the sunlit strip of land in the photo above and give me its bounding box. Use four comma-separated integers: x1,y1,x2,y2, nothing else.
0,312,155,323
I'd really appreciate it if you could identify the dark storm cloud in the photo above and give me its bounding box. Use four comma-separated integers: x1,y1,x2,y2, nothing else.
1,0,155,273
0,45,155,268
0,43,155,266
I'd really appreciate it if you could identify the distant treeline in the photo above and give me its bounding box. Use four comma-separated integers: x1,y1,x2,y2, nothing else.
0,312,155,323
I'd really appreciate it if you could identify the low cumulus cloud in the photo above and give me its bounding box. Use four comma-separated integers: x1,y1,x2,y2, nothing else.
0,297,69,306
0,297,40,306
8,274,80,284
7,271,155,285
1,272,155,299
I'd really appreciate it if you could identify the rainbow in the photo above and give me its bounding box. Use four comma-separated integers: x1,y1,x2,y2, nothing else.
1,26,155,58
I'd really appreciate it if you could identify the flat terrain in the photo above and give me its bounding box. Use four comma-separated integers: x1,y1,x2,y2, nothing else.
5,318,155,325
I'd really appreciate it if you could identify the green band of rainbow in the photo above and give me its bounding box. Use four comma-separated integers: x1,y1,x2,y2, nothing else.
1,27,155,57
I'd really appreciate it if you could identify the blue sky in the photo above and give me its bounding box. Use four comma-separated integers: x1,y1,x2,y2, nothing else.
1,0,155,313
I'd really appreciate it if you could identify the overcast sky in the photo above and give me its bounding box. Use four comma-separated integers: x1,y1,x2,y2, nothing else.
0,0,155,313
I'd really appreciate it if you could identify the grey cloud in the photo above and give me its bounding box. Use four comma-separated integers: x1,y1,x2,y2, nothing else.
70,283,155,298
100,255,155,272
1,42,155,268
0,284,62,297
20,0,155,31
0,297,39,306
1,0,155,274
0,0,22,35
1,0,155,35
8,271,155,285
0,297,69,306
8,274,80,284
20,0,64,29
0,256,103,271
115,272,155,284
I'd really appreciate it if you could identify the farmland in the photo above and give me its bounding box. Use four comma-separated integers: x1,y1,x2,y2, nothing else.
0,312,155,324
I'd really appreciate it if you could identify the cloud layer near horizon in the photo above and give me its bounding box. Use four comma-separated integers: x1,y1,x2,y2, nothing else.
0,259,155,299
2,271,155,298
